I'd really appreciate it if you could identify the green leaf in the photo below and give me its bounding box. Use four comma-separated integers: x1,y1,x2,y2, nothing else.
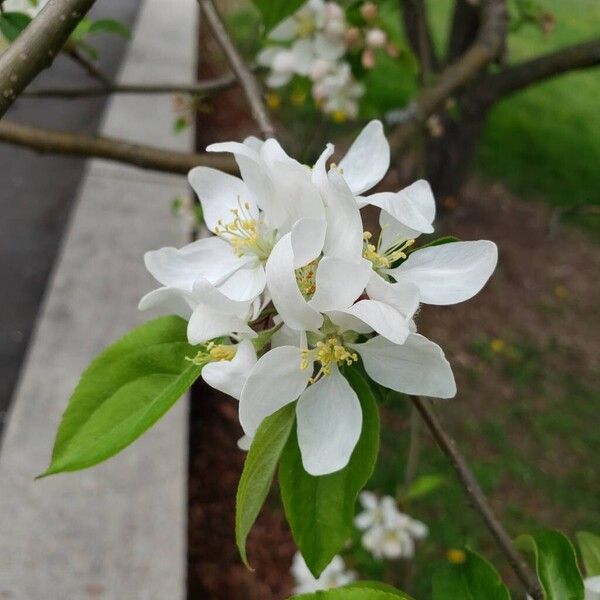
173,116,189,134
432,548,510,600
40,316,201,476
411,236,460,252
290,587,410,599
251,0,305,34
88,18,131,39
515,530,584,600
0,12,32,42
402,474,445,502
577,531,600,577
279,367,380,577
236,402,296,568
346,581,414,598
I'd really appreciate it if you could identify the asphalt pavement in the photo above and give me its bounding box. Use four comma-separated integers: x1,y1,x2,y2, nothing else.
0,0,142,433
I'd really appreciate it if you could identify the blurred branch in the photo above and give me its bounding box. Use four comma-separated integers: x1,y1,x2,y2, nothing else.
22,73,240,99
0,120,236,175
198,0,275,138
447,0,481,64
0,0,97,119
410,395,543,600
64,47,111,86
400,0,439,75
388,0,507,152
475,37,600,102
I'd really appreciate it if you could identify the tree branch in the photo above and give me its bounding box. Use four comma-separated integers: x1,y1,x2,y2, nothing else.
21,73,240,99
198,0,275,139
388,0,507,152
64,47,111,86
0,0,97,118
400,0,439,75
409,395,543,600
475,37,600,104
0,120,236,175
447,0,480,64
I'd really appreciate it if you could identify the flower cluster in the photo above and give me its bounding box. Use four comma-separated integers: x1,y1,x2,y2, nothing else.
256,0,398,121
355,491,428,560
140,120,497,476
291,552,356,594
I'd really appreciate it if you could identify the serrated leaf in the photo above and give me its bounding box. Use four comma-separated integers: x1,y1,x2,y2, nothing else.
279,367,380,577
515,530,584,600
0,12,32,42
88,18,131,38
577,532,600,577
432,548,510,600
40,316,201,476
290,586,410,599
236,403,296,568
251,0,305,34
402,474,445,502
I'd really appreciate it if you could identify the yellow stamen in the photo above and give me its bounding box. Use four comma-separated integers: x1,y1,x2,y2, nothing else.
447,549,466,564
332,110,347,123
265,93,281,110
363,230,415,270
301,337,359,384
207,341,236,362
295,259,319,299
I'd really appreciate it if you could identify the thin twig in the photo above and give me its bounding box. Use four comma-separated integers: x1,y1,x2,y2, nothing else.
403,406,421,487
0,120,236,175
0,0,97,118
409,395,543,600
21,73,240,99
64,48,111,87
198,0,275,139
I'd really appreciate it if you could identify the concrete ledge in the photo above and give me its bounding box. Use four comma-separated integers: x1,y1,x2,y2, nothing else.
0,1,195,597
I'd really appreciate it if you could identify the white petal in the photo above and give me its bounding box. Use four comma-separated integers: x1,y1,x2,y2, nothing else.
353,333,456,398
313,32,345,60
187,304,254,345
387,241,498,305
339,276,419,345
143,236,241,289
359,490,379,510
187,167,256,232
296,367,362,475
291,39,316,75
266,70,293,88
138,287,194,319
268,16,296,41
266,233,323,332
322,168,364,260
271,322,305,348
367,190,434,235
354,510,375,531
201,339,257,400
311,143,334,191
237,434,252,451
326,310,374,334
239,346,311,436
338,120,390,195
378,208,423,251
290,218,327,268
585,576,600,600
309,257,371,312
214,262,266,302
191,278,251,318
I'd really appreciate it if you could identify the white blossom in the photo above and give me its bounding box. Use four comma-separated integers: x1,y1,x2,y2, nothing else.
291,552,356,594
355,491,428,560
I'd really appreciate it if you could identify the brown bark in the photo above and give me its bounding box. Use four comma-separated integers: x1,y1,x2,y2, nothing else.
400,0,439,75
0,120,236,175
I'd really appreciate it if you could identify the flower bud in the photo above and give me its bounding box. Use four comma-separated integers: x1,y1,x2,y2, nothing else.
360,1,378,21
344,26,362,47
366,28,387,48
325,2,345,21
362,48,376,69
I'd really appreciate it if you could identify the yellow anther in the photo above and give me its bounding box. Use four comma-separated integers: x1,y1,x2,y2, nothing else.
363,231,415,271
303,337,359,384
332,110,347,123
265,93,281,110
363,231,373,241
295,259,319,299
447,549,466,564
207,342,236,362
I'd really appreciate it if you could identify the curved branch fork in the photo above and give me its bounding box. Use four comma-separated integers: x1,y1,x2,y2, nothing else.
409,395,544,600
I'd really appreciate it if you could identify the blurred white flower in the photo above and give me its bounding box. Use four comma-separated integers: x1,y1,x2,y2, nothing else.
312,62,364,121
291,551,357,594
355,491,428,560
365,28,387,49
